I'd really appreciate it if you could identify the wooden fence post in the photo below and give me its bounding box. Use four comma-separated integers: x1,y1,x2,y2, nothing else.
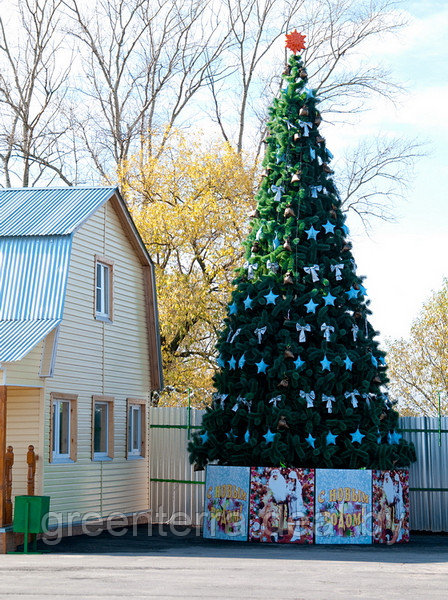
0,386,6,527
5,446,13,525
27,445,37,497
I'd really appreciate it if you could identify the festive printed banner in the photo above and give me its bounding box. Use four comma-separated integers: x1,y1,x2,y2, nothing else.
249,467,314,544
203,465,250,541
315,469,372,544
372,470,410,544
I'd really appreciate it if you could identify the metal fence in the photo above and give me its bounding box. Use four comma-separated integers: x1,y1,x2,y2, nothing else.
149,408,448,531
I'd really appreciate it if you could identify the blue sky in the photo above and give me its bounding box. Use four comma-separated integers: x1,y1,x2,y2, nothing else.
326,0,448,342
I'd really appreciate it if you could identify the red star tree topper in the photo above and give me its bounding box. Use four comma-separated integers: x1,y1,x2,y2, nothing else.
285,30,306,54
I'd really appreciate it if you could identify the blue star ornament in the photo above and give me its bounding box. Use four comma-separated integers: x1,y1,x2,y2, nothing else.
244,429,250,443
345,286,360,300
320,355,331,371
264,289,279,305
228,302,238,315
389,430,402,445
238,354,246,368
323,292,336,306
294,355,305,369
200,431,209,444
305,226,319,240
228,356,236,370
344,356,353,371
326,431,338,445
255,359,269,373
263,429,276,444
350,429,365,444
217,355,225,368
322,220,335,234
341,224,350,236
305,298,319,313
305,433,316,448
359,284,367,296
371,355,378,367
243,294,253,310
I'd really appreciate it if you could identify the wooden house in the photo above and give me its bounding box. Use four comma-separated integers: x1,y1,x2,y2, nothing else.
0,187,163,551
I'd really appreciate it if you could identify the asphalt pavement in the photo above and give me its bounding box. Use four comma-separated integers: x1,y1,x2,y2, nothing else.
0,526,446,599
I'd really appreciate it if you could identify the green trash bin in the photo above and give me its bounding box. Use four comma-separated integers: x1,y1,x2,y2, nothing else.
13,496,50,554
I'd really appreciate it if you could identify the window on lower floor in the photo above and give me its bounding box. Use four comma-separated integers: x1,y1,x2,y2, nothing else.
92,395,114,459
127,399,146,458
50,393,77,462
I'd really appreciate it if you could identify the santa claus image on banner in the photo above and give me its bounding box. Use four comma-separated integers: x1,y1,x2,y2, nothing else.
249,467,314,544
373,469,410,544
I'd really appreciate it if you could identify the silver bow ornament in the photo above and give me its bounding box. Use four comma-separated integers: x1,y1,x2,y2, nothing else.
331,263,344,281
228,328,241,343
254,326,267,344
322,394,335,413
298,120,313,137
300,390,315,408
321,323,335,342
244,261,258,279
267,260,279,273
345,390,359,408
213,393,228,409
296,323,311,343
310,185,323,198
271,185,285,202
304,264,320,282
269,395,282,407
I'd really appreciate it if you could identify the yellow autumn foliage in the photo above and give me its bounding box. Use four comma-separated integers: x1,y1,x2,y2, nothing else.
386,279,448,416
119,130,257,406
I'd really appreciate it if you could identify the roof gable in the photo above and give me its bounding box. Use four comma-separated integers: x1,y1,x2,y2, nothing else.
0,187,116,236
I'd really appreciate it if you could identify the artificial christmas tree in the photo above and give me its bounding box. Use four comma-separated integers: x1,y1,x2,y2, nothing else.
189,31,416,472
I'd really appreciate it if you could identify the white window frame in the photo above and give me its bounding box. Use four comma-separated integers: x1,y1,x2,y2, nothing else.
92,395,114,460
127,398,146,459
52,399,70,459
128,404,142,456
50,393,77,463
94,255,114,322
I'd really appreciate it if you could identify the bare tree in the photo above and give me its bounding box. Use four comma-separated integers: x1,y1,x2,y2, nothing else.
205,0,409,151
336,136,427,229
0,0,73,187
62,0,232,180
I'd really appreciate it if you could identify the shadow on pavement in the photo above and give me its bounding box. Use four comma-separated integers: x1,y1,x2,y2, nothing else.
27,525,448,563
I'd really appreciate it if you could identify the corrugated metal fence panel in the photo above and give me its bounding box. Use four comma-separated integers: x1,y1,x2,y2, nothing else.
149,407,206,525
0,187,116,236
149,409,448,531
398,416,448,532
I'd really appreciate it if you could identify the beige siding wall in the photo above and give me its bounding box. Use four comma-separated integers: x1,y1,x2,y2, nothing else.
3,342,45,388
43,200,151,523
6,388,44,503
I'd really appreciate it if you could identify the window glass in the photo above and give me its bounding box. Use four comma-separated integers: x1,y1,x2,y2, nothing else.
96,262,110,317
52,399,70,458
94,402,108,454
128,404,142,455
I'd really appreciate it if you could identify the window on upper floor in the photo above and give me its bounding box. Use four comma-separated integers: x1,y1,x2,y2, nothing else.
50,393,77,463
95,256,114,321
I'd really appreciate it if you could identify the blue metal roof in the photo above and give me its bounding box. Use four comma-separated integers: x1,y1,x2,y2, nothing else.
0,186,117,236
0,235,72,362
0,319,61,362
0,236,72,320
0,186,118,363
